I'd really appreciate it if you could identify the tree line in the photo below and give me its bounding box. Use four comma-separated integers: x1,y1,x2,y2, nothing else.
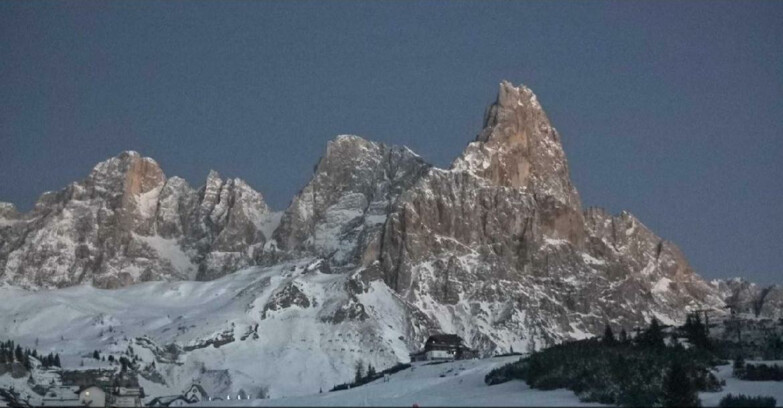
486,316,720,407
0,340,60,369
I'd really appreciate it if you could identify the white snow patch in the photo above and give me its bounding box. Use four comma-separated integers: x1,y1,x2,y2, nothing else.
194,356,604,407
134,234,196,278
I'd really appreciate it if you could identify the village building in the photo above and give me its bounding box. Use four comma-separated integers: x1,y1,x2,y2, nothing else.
41,385,80,406
183,383,208,402
110,385,144,407
60,370,144,407
409,334,478,362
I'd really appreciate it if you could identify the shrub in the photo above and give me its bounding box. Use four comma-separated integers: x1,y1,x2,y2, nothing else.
718,394,776,408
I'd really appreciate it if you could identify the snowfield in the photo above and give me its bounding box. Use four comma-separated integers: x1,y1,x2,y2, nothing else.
0,260,417,400
1,266,782,407
700,363,783,407
194,356,604,407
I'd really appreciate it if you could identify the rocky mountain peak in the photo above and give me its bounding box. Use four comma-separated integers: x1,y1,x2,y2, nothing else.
452,81,582,211
89,151,165,192
272,134,429,266
0,202,18,219
0,151,274,288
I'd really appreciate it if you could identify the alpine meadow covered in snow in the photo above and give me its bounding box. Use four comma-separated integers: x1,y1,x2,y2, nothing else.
1,2,782,407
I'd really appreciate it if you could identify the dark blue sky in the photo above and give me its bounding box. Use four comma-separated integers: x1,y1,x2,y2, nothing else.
1,1,781,284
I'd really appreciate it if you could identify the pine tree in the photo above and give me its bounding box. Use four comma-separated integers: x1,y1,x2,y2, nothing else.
354,360,364,383
661,361,700,407
733,355,745,377
93,350,100,360
54,354,61,367
640,318,664,348
367,364,376,378
603,324,616,346
619,329,629,344
685,313,710,349
14,345,23,363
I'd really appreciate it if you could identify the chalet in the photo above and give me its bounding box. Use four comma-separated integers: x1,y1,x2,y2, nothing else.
183,383,209,402
409,334,477,362
41,385,80,406
63,371,144,407
109,375,145,407
110,385,144,407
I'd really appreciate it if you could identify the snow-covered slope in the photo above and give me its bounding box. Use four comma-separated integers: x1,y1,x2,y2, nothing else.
0,260,425,400
700,363,783,407
195,356,604,407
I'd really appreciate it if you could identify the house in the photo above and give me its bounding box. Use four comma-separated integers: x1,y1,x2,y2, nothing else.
110,385,144,407
77,385,106,407
183,383,209,402
109,375,145,407
409,334,477,362
41,385,80,406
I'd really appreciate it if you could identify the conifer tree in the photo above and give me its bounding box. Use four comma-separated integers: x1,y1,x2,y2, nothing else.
603,324,616,346
354,360,364,383
619,328,629,344
640,318,664,348
685,312,709,349
661,361,700,407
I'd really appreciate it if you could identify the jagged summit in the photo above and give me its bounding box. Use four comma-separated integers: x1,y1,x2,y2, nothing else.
452,81,582,211
0,151,273,288
272,134,430,266
0,202,18,217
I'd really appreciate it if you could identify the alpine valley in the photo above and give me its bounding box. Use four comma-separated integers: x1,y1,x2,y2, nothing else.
0,82,779,401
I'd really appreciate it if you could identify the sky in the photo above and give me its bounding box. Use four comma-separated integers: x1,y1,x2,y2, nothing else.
0,1,781,285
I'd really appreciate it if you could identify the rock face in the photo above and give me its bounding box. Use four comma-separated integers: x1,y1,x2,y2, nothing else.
377,81,724,351
0,81,775,358
713,278,783,320
271,135,430,269
0,151,276,289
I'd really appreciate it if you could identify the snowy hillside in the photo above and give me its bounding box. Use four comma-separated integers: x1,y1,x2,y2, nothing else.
700,363,783,407
196,356,604,407
0,260,422,400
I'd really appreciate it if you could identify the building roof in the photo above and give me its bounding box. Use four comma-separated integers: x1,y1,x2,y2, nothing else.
426,334,464,345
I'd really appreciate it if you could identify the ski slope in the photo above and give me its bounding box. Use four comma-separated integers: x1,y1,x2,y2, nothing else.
195,356,604,407
700,363,783,407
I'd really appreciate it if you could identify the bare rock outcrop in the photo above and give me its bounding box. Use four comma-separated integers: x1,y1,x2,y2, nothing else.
0,151,273,288
270,135,429,269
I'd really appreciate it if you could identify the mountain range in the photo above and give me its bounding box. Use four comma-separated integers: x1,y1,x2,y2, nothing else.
0,81,779,398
